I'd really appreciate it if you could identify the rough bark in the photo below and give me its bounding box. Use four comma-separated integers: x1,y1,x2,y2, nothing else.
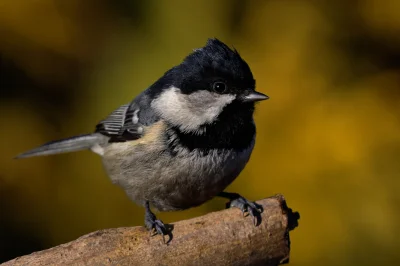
2,194,299,266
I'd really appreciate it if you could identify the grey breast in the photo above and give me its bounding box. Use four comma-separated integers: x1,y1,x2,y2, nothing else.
101,121,255,211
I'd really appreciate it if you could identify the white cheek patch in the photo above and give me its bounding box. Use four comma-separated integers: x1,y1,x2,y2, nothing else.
151,86,235,132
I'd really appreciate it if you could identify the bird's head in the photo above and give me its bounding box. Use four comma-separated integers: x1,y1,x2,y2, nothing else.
150,38,268,134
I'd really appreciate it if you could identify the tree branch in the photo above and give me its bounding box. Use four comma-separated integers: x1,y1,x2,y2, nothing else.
2,194,299,266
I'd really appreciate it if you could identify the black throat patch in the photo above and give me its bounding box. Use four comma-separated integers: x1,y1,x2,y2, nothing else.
167,101,256,155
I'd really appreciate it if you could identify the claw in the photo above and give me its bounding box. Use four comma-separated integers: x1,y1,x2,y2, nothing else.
221,194,264,226
154,220,167,243
147,219,168,243
144,201,170,244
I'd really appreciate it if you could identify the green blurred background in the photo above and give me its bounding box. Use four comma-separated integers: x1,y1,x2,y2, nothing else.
1,0,400,265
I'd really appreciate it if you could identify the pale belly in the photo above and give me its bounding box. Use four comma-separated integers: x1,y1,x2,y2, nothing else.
101,140,254,211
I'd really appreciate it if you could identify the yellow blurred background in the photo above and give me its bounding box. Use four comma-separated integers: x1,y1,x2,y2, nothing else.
1,0,399,265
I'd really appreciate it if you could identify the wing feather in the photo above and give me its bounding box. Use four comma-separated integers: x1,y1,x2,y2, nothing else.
95,104,130,137
95,92,160,143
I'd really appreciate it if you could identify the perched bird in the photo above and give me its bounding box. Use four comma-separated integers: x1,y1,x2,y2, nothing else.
16,38,269,242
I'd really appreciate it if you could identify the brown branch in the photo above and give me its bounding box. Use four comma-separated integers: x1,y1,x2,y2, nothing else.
2,194,299,266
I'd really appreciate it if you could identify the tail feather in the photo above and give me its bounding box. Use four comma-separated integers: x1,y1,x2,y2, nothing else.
15,134,106,159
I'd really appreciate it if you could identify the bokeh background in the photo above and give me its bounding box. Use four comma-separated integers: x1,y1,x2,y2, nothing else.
1,0,400,265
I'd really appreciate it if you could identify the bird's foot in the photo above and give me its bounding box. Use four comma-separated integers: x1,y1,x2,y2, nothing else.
144,202,170,244
219,192,263,226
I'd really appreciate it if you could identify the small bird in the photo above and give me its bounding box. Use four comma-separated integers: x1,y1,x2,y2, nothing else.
16,38,269,242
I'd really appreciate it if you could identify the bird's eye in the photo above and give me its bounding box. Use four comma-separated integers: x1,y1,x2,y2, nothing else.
212,82,227,94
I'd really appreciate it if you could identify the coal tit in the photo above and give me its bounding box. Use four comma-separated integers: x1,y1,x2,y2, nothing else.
16,38,269,242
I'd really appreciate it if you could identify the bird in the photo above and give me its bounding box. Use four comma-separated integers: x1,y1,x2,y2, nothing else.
16,38,269,242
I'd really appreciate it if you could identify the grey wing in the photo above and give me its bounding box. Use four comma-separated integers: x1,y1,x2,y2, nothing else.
95,92,160,143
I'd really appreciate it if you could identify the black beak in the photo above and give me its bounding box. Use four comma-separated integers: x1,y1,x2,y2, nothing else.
241,91,269,102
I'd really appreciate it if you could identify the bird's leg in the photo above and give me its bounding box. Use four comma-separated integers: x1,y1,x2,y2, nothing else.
144,201,169,243
218,192,263,226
